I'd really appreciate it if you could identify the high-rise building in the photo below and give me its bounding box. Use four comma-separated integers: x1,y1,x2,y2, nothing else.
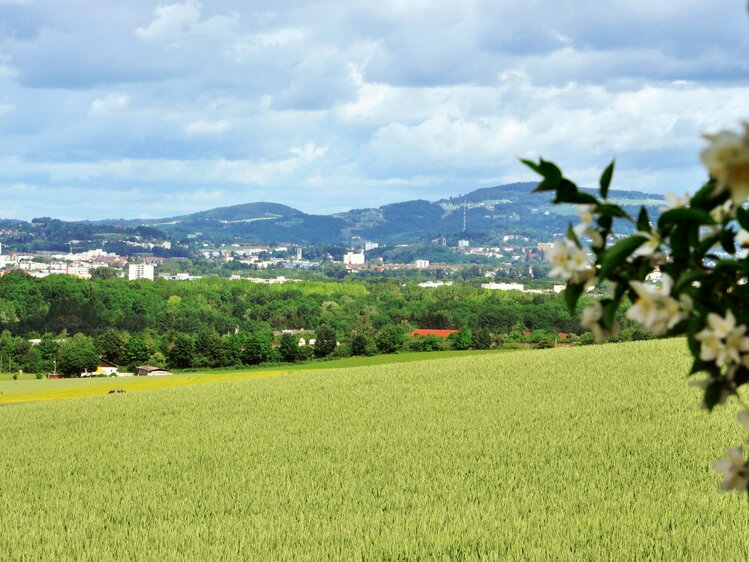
128,263,155,281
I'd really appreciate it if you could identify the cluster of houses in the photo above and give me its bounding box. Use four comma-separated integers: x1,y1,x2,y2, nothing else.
77,359,172,378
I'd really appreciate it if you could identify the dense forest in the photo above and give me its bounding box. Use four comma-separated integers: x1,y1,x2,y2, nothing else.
0,272,644,375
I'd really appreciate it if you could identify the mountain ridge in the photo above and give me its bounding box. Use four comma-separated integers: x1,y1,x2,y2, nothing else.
1,182,664,251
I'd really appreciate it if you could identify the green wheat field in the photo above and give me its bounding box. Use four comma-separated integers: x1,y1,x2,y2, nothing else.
2,339,748,560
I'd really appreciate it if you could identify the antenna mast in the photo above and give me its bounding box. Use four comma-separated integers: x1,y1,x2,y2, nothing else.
463,198,467,233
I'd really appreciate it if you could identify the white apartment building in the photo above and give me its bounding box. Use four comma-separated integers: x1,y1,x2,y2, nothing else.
128,263,155,281
343,252,365,265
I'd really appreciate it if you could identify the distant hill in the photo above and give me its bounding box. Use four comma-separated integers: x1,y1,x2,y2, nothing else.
2,183,664,250
96,181,662,245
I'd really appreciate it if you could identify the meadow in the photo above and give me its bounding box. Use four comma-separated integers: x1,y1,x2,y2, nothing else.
2,339,749,560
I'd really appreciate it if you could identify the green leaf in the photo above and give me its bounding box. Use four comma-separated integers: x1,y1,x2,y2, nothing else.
555,191,599,205
696,232,720,257
721,228,736,255
566,223,582,248
657,208,715,229
521,158,543,175
636,207,650,232
521,158,562,187
599,235,648,279
688,357,712,376
689,179,719,209
713,260,744,276
599,160,615,199
597,203,630,219
674,270,704,293
737,206,749,231
601,299,618,328
703,381,727,412
733,366,749,388
564,283,584,315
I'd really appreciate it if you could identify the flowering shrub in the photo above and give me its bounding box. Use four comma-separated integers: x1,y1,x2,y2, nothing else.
525,122,749,493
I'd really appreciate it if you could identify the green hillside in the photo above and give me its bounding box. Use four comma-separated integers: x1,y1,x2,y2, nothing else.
2,339,744,560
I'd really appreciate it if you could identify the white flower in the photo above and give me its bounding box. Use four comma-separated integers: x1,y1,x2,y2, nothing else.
710,199,735,223
680,293,694,313
581,302,604,341
546,238,593,283
625,275,685,335
572,206,604,250
580,301,618,342
701,124,749,204
573,222,605,249
696,310,749,366
713,447,749,492
736,229,749,248
702,130,745,177
631,231,661,258
662,191,690,210
707,309,740,339
577,204,595,225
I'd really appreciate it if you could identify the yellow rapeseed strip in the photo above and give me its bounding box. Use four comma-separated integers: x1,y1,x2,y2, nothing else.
0,370,292,404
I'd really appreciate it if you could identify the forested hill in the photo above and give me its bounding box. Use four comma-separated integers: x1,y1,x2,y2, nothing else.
2,183,664,249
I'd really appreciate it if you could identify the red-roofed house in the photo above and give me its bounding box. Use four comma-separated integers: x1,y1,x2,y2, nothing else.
410,329,459,338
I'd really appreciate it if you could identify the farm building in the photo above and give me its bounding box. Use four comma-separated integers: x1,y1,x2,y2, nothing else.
95,359,118,376
134,365,173,376
410,329,459,338
81,358,119,377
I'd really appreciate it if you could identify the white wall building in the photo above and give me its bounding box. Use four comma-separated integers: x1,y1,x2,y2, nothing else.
414,259,430,269
481,282,524,291
128,263,155,281
418,281,454,288
343,252,365,265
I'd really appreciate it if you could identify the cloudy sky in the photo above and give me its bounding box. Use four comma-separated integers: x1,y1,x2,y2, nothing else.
0,0,747,220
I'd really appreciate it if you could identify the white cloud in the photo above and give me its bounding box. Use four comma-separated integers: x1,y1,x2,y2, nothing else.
136,1,202,42
0,143,328,186
136,0,239,44
90,93,130,114
183,119,232,136
1,1,749,219
229,28,306,61
0,182,36,192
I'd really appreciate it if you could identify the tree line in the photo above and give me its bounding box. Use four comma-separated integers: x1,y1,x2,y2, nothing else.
0,272,645,375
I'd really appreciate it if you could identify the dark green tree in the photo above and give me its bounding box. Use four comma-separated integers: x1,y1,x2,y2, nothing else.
450,327,472,351
57,334,98,376
350,334,370,356
221,334,244,366
169,333,196,369
243,331,273,365
279,333,300,363
471,327,493,350
89,267,118,280
195,327,223,367
95,329,127,365
125,333,151,367
409,334,443,352
314,325,337,358
376,325,405,354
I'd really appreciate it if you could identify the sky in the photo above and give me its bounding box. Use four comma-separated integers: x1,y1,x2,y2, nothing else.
0,0,748,220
